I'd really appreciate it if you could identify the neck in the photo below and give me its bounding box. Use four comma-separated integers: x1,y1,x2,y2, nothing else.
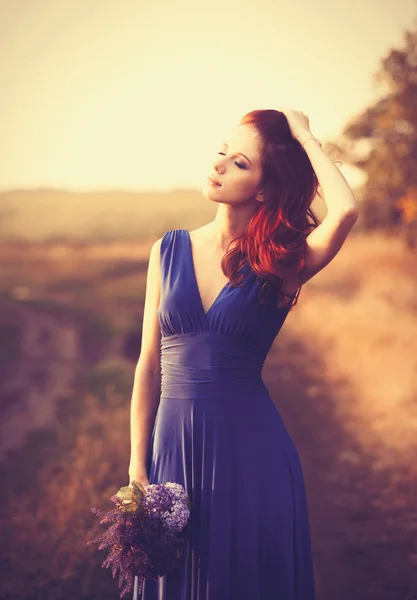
211,204,257,248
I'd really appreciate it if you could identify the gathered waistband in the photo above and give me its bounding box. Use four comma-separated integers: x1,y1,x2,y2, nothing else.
160,332,268,400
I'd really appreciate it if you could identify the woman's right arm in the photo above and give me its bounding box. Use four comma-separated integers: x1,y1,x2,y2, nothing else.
128,236,163,486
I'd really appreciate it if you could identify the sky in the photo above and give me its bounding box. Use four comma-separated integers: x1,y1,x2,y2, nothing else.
0,0,416,193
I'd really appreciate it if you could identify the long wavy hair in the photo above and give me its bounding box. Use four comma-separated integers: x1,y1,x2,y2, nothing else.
221,109,322,310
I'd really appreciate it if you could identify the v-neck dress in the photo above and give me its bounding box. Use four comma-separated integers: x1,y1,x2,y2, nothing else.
141,229,315,600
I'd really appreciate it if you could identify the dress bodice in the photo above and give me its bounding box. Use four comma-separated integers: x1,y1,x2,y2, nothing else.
158,229,295,399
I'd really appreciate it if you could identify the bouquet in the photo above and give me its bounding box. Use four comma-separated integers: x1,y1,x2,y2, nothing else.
88,480,191,597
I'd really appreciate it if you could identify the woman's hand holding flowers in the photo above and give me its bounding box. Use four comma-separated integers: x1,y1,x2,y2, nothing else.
129,472,150,489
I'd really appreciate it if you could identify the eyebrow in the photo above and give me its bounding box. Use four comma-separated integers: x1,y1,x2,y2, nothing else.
223,142,252,165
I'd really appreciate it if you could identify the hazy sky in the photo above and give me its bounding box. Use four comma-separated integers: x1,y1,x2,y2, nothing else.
0,0,416,192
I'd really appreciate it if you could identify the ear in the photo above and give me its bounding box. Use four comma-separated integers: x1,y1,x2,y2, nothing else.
255,188,265,203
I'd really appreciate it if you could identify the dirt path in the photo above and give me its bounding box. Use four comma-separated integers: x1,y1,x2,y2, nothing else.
264,336,417,600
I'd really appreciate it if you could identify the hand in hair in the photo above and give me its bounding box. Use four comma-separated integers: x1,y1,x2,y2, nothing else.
276,107,313,144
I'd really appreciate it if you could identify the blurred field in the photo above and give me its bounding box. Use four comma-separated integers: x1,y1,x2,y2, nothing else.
284,230,417,475
0,188,216,241
263,230,417,597
0,228,416,599
0,227,416,482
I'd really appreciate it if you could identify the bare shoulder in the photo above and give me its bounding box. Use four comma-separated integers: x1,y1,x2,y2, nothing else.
152,235,163,252
151,230,172,255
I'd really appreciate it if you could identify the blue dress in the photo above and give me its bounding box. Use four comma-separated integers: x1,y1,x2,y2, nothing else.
142,229,316,600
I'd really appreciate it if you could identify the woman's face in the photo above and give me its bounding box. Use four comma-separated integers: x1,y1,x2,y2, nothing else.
202,124,264,206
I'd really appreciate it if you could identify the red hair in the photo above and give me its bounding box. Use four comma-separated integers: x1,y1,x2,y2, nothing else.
222,109,322,310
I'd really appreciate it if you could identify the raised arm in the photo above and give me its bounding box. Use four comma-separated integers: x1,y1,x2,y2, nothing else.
128,236,162,486
299,134,359,284
278,108,360,285
299,209,359,285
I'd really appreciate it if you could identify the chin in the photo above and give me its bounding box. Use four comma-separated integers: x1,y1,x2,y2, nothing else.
202,183,222,200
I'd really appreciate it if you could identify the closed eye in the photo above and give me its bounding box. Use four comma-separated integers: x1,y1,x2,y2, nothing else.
217,152,246,169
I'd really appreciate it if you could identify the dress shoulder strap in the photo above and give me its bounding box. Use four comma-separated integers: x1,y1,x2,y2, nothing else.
159,229,184,285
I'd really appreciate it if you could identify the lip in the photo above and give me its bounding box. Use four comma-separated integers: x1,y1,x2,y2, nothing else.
208,176,222,187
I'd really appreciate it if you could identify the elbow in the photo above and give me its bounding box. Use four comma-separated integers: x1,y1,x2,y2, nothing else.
344,197,360,220
343,206,359,223
334,205,360,223
136,352,161,381
346,206,360,222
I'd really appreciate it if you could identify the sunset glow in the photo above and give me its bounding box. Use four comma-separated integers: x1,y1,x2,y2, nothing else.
0,0,416,192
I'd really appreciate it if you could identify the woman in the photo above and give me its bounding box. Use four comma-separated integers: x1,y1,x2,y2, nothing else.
129,108,359,599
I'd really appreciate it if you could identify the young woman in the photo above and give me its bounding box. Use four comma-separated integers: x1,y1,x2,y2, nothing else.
129,108,359,599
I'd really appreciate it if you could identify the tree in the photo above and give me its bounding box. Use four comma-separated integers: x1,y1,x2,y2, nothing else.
325,23,417,248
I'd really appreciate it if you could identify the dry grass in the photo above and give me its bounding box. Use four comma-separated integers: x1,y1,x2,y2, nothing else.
2,230,416,474
1,229,417,598
285,231,417,473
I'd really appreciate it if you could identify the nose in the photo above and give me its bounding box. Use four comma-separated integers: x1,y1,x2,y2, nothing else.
213,155,225,172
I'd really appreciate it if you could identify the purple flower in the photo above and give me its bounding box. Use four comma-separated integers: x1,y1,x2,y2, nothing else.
142,482,191,532
88,481,191,597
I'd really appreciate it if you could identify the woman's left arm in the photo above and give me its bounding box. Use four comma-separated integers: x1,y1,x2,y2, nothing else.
299,133,359,217
279,107,359,217
278,108,360,285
